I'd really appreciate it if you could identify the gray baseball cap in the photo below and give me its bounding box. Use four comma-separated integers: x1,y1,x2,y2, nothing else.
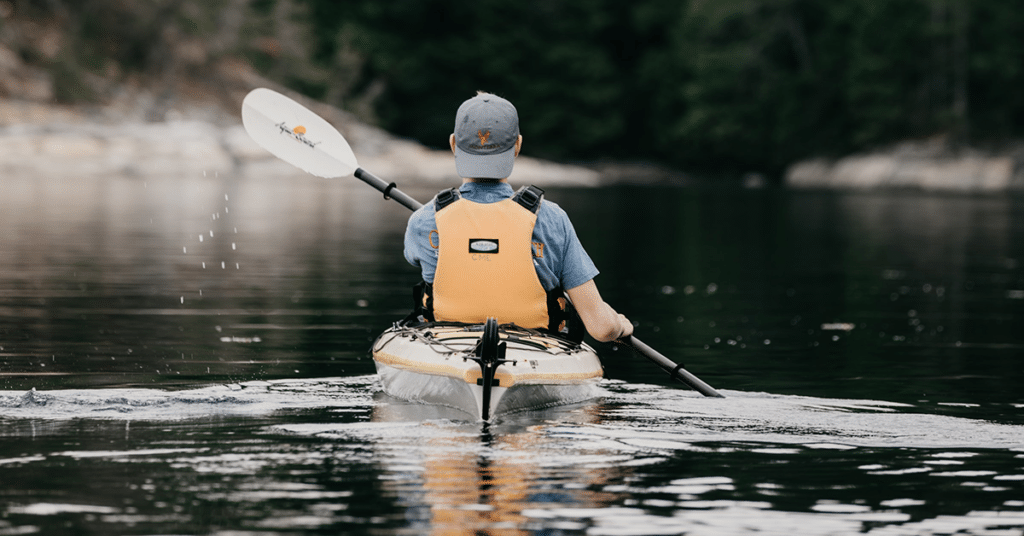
452,93,519,179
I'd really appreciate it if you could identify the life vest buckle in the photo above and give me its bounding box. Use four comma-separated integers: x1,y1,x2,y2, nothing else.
435,188,461,212
513,185,544,214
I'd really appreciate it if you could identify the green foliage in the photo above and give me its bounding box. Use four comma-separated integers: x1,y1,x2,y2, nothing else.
298,0,1024,174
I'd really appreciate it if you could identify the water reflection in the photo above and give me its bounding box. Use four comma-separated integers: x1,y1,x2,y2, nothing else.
1,172,418,390
571,187,1024,407
370,396,617,534
1,377,1022,535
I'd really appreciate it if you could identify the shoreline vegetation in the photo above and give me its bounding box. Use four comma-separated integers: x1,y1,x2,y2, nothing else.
2,1,1023,191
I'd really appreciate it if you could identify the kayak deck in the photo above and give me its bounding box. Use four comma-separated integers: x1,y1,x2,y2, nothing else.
372,322,603,421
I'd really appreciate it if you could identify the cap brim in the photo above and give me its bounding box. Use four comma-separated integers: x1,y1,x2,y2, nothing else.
454,145,515,179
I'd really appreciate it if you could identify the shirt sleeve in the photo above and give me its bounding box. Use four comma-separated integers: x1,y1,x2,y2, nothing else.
534,201,599,291
556,209,600,290
404,202,439,283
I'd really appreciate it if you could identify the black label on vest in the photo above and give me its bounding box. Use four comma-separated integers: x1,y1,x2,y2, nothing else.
468,238,499,254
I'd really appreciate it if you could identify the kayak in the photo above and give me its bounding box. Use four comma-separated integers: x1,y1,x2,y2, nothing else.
372,318,603,421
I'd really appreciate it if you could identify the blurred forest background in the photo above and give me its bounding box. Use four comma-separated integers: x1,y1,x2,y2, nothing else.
1,0,1021,177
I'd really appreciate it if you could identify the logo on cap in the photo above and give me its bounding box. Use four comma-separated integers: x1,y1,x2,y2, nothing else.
477,130,491,146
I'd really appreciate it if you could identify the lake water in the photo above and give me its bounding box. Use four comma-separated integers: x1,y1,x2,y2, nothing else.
1,172,1022,535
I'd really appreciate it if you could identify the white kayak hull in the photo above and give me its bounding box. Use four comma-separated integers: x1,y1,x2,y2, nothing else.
372,323,603,421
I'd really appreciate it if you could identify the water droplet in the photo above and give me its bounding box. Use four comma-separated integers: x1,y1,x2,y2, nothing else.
199,235,204,242
232,243,236,250
180,297,184,304
356,299,369,308
183,247,187,254
221,262,226,269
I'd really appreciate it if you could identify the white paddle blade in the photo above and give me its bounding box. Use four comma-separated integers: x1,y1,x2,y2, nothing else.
241,88,358,178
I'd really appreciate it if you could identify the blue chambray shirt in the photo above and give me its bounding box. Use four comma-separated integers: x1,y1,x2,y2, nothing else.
404,182,599,292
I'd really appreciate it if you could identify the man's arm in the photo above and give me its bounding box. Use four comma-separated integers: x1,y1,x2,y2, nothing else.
566,279,633,343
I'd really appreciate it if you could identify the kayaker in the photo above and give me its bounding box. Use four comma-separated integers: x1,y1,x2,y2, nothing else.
404,92,633,343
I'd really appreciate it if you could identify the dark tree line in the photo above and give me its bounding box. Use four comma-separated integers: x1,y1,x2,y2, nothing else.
296,0,1021,175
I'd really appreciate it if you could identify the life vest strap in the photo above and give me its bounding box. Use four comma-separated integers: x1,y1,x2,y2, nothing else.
434,188,461,212
512,185,544,213
412,281,583,342
434,185,543,213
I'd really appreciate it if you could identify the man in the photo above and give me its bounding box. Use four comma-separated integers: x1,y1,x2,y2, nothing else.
404,92,632,343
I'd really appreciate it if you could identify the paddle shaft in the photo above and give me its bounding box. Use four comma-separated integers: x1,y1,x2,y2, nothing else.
623,336,724,397
355,168,422,211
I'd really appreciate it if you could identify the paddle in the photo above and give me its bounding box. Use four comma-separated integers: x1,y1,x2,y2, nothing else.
241,88,423,212
241,87,724,398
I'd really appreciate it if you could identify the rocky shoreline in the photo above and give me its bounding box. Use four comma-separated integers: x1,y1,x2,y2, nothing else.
784,137,1024,192
0,96,605,187
4,94,1023,191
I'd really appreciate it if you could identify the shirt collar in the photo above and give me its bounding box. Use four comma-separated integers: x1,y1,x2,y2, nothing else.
458,181,515,203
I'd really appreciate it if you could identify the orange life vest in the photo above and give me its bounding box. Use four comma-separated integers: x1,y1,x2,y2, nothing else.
431,187,552,329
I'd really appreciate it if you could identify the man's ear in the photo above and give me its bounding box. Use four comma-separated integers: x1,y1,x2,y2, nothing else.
514,135,523,157
450,133,456,153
